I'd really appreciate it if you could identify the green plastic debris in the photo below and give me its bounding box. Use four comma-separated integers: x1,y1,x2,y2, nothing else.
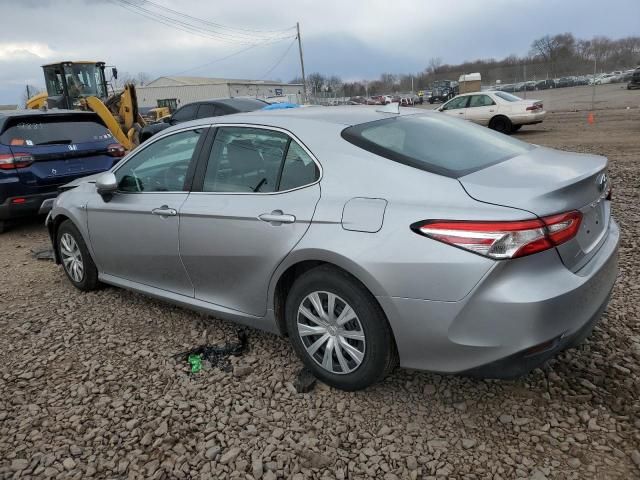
188,354,202,373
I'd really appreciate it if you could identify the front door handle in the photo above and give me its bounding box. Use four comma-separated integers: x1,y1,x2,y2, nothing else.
151,205,177,217
259,210,296,225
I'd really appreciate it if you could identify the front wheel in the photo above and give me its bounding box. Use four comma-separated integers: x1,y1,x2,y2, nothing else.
56,220,100,291
285,266,397,391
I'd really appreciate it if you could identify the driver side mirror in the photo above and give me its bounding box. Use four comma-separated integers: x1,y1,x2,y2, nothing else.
96,172,117,202
163,116,173,124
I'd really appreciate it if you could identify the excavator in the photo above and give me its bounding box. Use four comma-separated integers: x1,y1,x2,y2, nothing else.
26,61,153,150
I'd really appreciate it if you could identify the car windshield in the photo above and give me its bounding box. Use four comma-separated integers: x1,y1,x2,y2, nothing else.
0,114,111,146
494,92,522,102
341,113,534,177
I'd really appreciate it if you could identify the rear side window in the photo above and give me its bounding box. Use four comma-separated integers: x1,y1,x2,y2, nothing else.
0,115,111,146
172,104,198,122
341,114,534,177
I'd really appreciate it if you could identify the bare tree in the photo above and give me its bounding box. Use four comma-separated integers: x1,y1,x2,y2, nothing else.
326,75,343,93
427,57,443,74
306,72,325,95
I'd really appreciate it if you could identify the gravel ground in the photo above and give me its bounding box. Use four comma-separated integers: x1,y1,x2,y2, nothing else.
1,108,639,480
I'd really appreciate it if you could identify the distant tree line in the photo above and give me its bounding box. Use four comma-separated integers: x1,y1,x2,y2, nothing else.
292,33,640,96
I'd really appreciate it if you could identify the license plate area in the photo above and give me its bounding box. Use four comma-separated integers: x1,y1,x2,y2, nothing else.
576,198,609,254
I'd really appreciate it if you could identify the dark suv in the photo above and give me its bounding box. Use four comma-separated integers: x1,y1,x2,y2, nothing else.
139,98,269,142
0,110,125,232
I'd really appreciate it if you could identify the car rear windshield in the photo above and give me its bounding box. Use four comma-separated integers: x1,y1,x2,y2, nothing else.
494,92,522,102
0,114,112,147
216,98,268,112
341,114,534,177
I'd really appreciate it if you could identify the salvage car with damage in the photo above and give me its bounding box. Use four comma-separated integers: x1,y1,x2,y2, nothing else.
45,106,618,391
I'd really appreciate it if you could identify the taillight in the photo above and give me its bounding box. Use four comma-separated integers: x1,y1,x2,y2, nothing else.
0,153,34,170
107,143,126,158
412,210,582,259
526,103,542,111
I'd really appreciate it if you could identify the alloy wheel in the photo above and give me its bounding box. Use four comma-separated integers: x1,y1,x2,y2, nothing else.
296,291,366,374
60,233,84,283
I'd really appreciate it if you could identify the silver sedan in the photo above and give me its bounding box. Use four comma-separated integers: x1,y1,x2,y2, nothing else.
46,106,619,391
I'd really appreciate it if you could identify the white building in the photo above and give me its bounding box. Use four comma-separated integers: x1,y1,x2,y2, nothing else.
136,76,304,110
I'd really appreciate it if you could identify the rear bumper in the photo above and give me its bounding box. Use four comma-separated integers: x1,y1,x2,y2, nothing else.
511,111,546,125
0,191,58,221
378,218,619,375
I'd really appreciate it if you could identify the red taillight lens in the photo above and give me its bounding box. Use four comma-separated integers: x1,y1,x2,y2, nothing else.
413,211,582,259
0,153,34,170
107,143,126,158
526,103,542,111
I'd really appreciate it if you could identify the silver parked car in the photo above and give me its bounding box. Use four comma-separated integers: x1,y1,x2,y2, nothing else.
46,107,619,391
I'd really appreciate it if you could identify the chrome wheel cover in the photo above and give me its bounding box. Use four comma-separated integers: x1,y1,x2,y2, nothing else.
297,291,366,374
60,233,84,283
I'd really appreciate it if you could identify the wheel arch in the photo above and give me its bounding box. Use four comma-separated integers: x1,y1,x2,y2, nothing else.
270,250,394,343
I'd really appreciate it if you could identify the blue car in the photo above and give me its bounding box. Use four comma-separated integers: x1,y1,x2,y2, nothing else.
0,109,125,232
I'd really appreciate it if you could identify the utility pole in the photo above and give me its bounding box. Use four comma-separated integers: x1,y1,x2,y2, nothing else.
296,22,307,103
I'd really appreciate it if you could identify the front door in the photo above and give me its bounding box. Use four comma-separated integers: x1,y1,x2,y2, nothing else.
440,95,470,119
88,127,207,296
180,125,321,316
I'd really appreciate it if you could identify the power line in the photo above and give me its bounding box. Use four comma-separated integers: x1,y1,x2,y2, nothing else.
259,38,297,80
171,40,289,76
110,0,295,44
133,0,296,36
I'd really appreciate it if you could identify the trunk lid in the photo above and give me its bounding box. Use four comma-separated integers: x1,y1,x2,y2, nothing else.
459,146,610,271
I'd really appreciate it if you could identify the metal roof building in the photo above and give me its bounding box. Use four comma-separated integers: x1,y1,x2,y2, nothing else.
136,76,303,110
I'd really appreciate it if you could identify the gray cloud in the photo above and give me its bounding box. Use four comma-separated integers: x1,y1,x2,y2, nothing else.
1,0,639,103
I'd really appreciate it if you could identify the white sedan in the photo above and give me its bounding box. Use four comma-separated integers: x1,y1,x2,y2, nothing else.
436,91,546,134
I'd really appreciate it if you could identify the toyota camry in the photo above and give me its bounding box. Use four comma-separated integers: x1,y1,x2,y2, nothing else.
46,106,618,391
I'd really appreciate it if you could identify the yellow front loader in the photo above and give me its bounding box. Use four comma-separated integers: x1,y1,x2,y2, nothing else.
26,61,145,150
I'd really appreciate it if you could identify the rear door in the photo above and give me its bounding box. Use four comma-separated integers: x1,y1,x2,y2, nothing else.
1,113,116,189
179,125,321,316
466,94,496,126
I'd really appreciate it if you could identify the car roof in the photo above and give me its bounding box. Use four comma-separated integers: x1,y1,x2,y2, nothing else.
173,105,428,132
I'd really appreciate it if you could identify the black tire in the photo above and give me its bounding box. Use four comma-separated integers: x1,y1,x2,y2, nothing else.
429,98,434,104
0,221,6,234
56,220,100,291
511,124,522,132
489,115,513,134
285,265,397,391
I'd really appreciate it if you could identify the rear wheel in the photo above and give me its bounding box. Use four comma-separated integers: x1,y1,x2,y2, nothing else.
0,221,6,234
511,124,522,132
285,266,397,391
489,115,513,134
56,220,100,291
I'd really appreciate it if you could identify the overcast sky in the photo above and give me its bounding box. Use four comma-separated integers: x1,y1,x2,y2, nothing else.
1,0,639,104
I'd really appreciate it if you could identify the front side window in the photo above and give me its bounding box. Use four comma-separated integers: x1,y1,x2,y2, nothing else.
468,95,495,108
342,114,534,177
115,129,202,192
442,96,469,110
202,127,318,193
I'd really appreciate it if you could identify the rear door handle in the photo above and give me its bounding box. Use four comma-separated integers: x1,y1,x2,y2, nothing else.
152,205,177,217
259,210,296,225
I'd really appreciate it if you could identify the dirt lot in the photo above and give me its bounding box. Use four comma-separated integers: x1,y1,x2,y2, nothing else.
1,108,639,480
